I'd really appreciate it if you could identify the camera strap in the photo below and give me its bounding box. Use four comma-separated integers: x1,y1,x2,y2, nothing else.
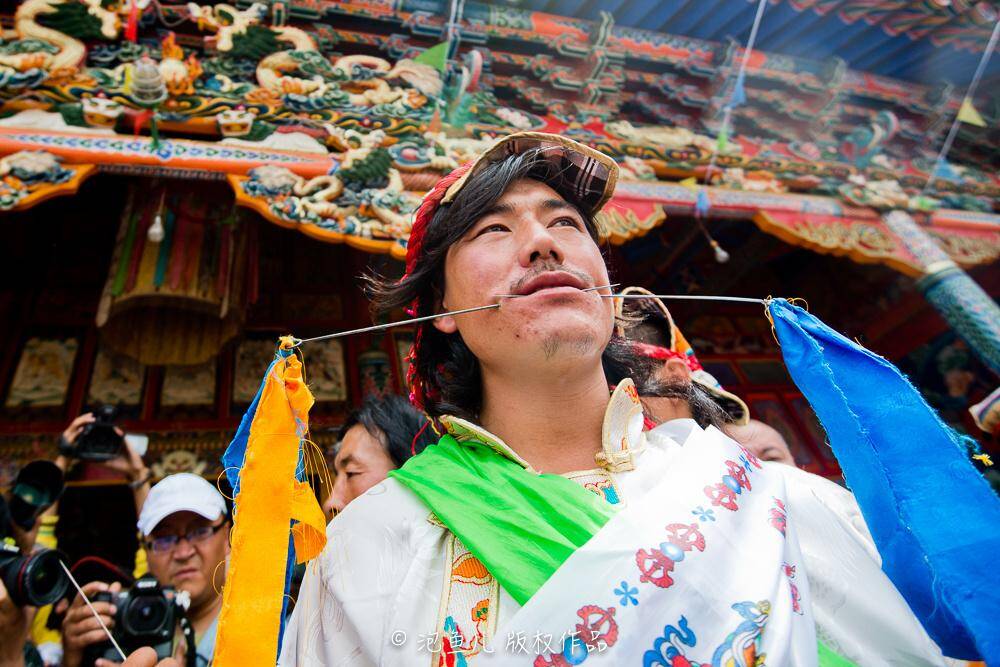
178,612,198,667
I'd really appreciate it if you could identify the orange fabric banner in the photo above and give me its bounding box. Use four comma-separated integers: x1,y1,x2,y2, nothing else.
214,354,322,666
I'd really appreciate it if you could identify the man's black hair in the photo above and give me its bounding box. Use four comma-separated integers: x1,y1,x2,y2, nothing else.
339,394,437,466
368,149,651,420
616,301,733,430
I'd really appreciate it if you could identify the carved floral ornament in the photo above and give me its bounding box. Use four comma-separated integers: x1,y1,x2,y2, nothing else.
0,0,995,210
0,149,94,210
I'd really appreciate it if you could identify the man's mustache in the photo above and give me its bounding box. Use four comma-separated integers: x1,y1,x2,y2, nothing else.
508,261,593,295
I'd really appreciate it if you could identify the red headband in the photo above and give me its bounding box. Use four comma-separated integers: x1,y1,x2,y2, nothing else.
401,162,475,411
404,161,474,278
630,341,703,373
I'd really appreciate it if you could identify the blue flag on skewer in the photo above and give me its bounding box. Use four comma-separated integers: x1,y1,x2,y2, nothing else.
932,159,959,182
768,298,1000,662
728,71,747,108
695,188,711,217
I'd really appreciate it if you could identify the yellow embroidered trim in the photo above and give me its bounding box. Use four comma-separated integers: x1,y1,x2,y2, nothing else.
562,469,627,508
439,416,535,471
431,532,499,667
430,532,456,667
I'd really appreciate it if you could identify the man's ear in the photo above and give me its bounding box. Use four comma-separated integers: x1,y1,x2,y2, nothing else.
432,289,457,333
433,315,458,334
662,358,692,384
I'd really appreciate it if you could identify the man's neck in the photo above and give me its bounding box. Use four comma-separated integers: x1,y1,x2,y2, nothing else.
187,592,222,638
478,359,610,474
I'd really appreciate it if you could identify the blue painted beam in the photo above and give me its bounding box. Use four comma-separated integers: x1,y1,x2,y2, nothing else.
754,1,811,46
550,0,585,19
864,37,928,72
650,0,694,31
615,0,666,27
849,32,916,71
915,48,986,88
691,1,745,40
886,41,960,80
767,9,841,53
592,0,629,22
709,3,758,42
824,23,891,64
765,12,853,58
668,0,724,36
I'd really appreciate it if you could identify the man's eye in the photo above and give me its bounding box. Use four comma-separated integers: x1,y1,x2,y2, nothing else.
551,217,580,229
345,471,362,478
474,223,509,237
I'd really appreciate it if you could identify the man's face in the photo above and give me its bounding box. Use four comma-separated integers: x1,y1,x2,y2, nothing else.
325,424,396,518
433,178,614,371
729,420,796,466
146,511,229,608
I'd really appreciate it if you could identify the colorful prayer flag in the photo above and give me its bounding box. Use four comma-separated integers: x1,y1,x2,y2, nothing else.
957,97,986,127
716,124,729,153
215,343,327,666
414,42,450,72
728,72,747,108
695,188,711,217
932,159,959,182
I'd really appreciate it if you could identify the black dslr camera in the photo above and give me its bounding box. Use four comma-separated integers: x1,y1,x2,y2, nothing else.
88,575,183,661
60,405,124,461
0,461,69,607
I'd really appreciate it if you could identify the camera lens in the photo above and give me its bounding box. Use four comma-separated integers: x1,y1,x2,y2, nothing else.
126,596,168,634
0,548,69,607
25,551,67,603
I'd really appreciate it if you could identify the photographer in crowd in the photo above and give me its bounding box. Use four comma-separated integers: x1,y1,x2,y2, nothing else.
61,474,229,667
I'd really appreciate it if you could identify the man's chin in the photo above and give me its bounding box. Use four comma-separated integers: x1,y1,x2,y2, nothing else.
171,577,204,597
539,333,599,361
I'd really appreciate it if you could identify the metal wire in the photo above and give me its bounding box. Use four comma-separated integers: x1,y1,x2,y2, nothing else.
604,293,767,305
293,283,620,346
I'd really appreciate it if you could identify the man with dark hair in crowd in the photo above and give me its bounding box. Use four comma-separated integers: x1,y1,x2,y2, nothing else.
281,133,948,666
323,394,438,519
614,286,750,430
614,287,799,468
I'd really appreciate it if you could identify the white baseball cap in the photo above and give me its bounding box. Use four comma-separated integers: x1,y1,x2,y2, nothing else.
137,473,227,537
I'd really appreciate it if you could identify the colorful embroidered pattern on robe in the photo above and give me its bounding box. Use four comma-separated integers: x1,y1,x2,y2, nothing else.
636,445,763,590
434,534,498,667
564,470,623,506
642,600,772,667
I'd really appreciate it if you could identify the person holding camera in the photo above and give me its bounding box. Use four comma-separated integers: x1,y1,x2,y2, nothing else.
59,412,152,512
61,474,229,667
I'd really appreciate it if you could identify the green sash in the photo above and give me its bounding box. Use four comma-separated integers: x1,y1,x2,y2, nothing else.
388,434,615,606
390,433,857,666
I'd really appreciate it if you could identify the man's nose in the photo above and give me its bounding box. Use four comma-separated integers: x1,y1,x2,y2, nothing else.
172,537,197,560
518,221,564,267
324,480,347,519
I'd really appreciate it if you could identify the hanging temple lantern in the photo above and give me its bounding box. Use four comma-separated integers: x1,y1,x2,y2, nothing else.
96,181,254,366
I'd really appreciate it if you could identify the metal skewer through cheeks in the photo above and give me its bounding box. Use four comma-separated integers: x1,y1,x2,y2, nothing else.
291,283,620,347
290,285,768,347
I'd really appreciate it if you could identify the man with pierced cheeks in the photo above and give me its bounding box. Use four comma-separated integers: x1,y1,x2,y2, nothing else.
281,133,948,667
